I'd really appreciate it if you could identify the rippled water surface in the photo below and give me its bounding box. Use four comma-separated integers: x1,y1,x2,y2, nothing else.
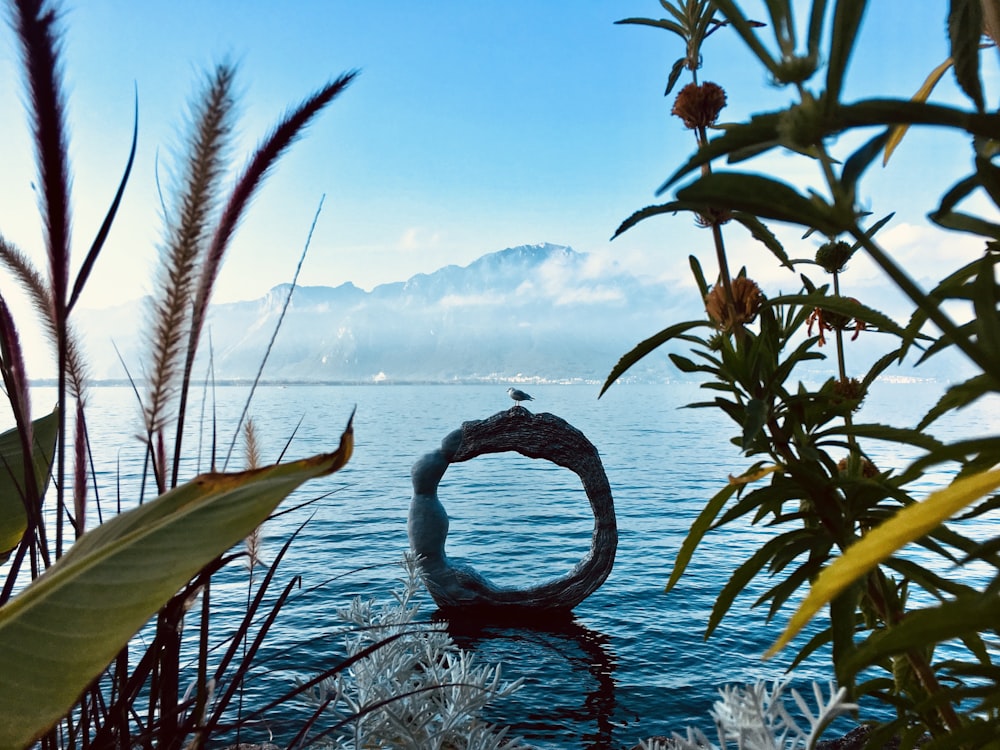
10,381,1000,748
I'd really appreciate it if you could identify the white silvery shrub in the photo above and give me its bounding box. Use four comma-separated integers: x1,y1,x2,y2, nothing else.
300,554,527,750
640,679,858,750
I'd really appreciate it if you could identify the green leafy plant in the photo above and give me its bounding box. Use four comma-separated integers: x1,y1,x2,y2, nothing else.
610,1,1000,747
0,0,358,746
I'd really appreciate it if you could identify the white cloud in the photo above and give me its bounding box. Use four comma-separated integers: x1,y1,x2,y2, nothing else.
398,227,443,251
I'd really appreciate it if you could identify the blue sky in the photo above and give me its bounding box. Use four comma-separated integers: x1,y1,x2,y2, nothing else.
0,1,992,314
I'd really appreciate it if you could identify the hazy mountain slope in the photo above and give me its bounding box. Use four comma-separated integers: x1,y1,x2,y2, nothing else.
78,243,688,383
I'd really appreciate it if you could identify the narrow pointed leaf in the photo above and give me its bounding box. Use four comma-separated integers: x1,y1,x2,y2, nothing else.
0,409,58,561
676,172,844,235
0,413,353,749
731,211,792,269
766,467,1000,657
666,482,739,593
612,201,711,239
68,93,138,313
709,0,780,77
884,57,954,165
844,593,1000,677
825,0,869,107
840,129,890,194
948,0,985,110
615,17,686,35
600,321,710,396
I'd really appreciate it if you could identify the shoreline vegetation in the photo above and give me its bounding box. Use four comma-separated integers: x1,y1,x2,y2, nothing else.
3,0,1000,747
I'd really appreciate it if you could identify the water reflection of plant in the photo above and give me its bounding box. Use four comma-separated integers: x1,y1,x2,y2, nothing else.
611,2,1000,748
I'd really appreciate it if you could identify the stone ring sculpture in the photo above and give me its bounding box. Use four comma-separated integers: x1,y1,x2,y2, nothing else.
408,408,617,616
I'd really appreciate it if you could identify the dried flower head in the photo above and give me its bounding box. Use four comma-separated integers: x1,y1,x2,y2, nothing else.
694,207,733,228
838,455,879,479
705,277,763,331
815,240,854,274
672,82,727,129
832,377,866,411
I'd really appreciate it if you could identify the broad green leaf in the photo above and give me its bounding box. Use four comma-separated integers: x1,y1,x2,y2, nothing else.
600,320,710,397
0,409,59,562
766,466,1000,658
0,412,353,749
676,172,844,235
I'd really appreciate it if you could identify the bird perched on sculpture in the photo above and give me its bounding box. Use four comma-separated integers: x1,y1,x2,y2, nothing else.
507,387,534,408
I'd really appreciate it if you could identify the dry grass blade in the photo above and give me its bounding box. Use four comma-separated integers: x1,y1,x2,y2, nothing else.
144,63,236,467
174,71,357,483
12,0,72,312
0,238,89,401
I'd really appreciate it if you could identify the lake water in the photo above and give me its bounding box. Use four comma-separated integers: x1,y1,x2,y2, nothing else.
7,380,1000,748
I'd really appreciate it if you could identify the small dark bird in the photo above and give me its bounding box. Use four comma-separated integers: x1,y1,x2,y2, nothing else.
507,387,534,407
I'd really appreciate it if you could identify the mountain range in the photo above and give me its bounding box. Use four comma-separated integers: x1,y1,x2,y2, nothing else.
77,243,686,384
73,242,968,385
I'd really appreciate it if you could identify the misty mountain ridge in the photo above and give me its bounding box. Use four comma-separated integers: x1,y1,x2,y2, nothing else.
75,242,967,385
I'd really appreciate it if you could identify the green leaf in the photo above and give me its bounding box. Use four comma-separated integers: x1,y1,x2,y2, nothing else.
948,0,985,110
742,398,768,451
615,17,688,38
665,56,687,96
731,211,792,269
710,0,780,78
600,320,711,397
766,466,1000,658
930,208,1000,239
840,129,890,196
919,374,1000,431
689,255,710,299
706,533,785,637
0,413,353,749
665,481,739,593
770,292,907,338
844,593,1000,678
612,200,712,238
825,0,869,108
0,408,59,562
805,0,830,64
676,172,844,235
660,112,783,192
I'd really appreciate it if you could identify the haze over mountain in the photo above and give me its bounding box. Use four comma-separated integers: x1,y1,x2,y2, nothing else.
73,242,967,385
78,243,688,384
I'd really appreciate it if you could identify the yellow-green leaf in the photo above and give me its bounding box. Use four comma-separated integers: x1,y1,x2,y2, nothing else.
765,466,1000,658
0,408,59,562
883,57,953,165
0,411,353,749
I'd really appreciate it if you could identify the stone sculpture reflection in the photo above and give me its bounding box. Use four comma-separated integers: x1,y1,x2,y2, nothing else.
408,408,617,615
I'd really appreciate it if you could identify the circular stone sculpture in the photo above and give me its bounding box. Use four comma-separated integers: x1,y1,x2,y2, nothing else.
408,408,617,615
